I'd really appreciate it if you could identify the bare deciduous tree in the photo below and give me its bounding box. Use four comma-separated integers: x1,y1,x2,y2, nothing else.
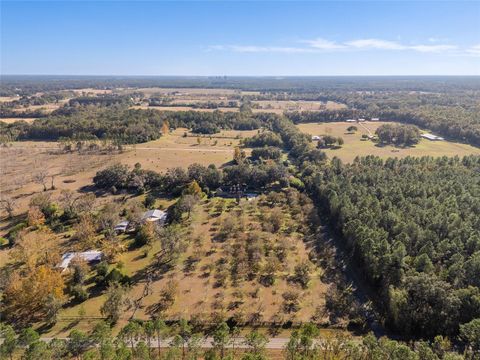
0,196,16,218
33,170,49,191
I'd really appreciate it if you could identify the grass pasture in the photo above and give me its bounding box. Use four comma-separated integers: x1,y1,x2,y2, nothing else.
0,117,37,124
0,128,254,223
297,121,480,163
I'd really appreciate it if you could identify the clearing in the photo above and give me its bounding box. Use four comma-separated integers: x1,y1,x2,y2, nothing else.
0,128,255,224
297,121,480,163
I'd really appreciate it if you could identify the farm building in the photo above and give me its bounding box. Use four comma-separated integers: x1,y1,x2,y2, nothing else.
59,251,103,271
114,220,129,233
421,133,445,141
142,209,167,224
346,119,356,123
371,117,380,121
358,118,366,122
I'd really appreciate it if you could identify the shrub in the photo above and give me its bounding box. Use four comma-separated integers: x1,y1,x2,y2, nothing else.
71,285,89,302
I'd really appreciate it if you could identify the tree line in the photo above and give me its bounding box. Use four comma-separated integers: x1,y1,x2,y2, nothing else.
1,319,478,359
0,107,263,143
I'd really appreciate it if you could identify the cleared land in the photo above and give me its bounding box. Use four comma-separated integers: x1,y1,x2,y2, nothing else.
0,117,37,124
0,128,254,225
297,121,480,163
132,100,345,114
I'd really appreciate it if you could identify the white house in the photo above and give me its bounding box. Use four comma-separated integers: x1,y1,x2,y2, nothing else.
312,135,321,141
142,209,167,224
371,118,380,121
358,118,366,122
59,251,103,271
346,119,356,123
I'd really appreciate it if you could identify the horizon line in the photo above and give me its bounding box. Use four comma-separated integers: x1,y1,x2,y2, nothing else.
2,74,480,78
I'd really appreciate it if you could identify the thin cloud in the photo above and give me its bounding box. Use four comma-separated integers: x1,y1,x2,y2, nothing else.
346,39,406,50
301,38,346,50
466,44,480,56
229,45,316,53
208,37,466,55
410,44,457,53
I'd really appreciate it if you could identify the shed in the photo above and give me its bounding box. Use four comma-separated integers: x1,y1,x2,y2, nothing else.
421,133,444,141
59,251,103,271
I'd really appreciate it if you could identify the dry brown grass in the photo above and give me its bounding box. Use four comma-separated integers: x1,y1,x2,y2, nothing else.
0,128,254,225
0,118,37,124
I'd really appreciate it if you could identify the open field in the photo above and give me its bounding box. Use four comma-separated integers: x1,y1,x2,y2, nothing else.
0,117,37,124
0,96,21,102
0,128,254,223
131,105,239,112
131,100,345,114
67,88,113,95
252,100,346,112
121,87,253,97
297,121,480,163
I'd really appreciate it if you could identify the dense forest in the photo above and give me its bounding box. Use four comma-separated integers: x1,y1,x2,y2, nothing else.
306,156,480,337
261,112,480,341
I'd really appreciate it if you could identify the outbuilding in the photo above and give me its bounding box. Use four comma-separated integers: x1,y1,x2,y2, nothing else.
421,133,444,141
59,251,103,271
142,209,167,224
114,220,129,233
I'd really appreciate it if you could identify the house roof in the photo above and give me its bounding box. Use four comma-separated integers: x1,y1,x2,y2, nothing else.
421,133,444,141
59,250,103,270
142,209,167,221
114,221,129,231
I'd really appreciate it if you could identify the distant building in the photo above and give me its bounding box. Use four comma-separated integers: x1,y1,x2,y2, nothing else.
142,209,167,224
59,251,103,271
421,133,444,141
245,193,259,201
371,118,380,121
312,135,321,141
346,119,356,122
358,118,366,122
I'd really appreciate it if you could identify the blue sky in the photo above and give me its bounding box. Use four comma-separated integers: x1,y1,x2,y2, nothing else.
1,1,479,75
